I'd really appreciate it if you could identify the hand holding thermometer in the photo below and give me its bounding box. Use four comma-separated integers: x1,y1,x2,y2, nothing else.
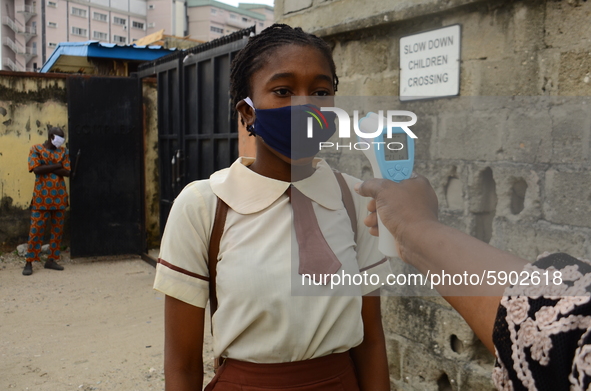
357,111,416,257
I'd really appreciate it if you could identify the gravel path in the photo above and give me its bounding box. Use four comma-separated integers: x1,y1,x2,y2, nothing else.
0,251,214,390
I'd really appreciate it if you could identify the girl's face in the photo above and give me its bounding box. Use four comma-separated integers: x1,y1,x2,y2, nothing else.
236,44,336,165
247,44,335,109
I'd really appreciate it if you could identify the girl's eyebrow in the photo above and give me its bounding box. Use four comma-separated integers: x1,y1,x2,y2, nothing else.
267,72,333,84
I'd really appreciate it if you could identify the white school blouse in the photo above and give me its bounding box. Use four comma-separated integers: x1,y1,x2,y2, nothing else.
153,157,391,363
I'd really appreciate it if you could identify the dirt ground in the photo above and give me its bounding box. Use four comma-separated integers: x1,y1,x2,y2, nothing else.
0,250,215,391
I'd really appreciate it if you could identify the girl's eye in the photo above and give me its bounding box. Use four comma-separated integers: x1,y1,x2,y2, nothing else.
314,90,331,97
274,88,292,96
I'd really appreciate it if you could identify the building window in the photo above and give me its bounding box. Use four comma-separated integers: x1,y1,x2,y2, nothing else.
113,35,126,44
71,7,87,17
210,26,223,34
48,42,57,48
48,21,57,28
113,16,126,26
147,22,155,28
259,22,263,27
93,31,107,40
242,17,248,22
93,12,107,22
47,1,56,7
71,26,87,36
132,21,144,29
210,7,216,14
230,13,236,19
148,4,154,9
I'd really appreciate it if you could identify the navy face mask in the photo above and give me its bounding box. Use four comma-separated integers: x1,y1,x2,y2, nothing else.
244,97,337,160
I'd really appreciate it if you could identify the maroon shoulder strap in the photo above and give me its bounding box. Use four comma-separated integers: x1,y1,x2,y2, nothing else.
333,170,358,243
208,196,228,335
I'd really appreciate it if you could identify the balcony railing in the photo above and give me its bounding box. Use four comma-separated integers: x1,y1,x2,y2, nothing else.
3,37,37,63
225,16,251,30
2,16,20,33
3,57,21,71
17,4,37,23
2,16,37,41
17,4,36,13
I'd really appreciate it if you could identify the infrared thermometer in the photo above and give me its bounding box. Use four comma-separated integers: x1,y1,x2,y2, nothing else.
357,111,416,257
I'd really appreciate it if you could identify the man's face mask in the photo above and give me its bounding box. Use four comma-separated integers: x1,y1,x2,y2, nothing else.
51,135,65,148
244,97,337,160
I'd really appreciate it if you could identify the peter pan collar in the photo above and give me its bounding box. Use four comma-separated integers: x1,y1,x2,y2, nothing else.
209,157,342,214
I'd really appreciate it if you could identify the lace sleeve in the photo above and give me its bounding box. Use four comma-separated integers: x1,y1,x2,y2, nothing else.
492,252,591,391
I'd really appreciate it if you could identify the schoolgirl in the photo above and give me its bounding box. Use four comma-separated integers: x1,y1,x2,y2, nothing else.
154,24,392,391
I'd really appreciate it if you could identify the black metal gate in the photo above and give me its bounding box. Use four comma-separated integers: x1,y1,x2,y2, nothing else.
137,27,253,234
67,76,144,258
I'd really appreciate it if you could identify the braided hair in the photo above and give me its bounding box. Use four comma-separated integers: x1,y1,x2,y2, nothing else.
230,24,339,134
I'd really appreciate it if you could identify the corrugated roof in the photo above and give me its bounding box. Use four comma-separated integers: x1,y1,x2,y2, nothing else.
40,41,176,73
187,0,266,20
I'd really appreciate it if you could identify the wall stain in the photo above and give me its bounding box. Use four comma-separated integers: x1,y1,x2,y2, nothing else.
0,81,66,104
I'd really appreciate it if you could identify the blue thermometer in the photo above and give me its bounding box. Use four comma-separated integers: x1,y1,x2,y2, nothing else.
358,111,416,257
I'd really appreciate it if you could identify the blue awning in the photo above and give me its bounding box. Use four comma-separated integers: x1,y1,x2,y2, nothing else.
40,41,176,73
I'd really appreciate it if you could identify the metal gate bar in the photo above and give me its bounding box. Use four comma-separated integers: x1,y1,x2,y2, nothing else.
137,26,254,238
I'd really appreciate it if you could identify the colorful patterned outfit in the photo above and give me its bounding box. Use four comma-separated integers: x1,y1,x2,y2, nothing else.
493,252,591,391
26,144,70,262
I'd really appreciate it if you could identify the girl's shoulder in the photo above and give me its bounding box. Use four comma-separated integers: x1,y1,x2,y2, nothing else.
331,170,364,200
174,178,218,212
331,170,374,224
337,171,362,187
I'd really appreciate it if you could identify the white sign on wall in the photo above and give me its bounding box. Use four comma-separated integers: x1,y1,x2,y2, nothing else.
399,24,461,101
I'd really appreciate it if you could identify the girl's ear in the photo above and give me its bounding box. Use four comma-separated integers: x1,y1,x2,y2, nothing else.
236,100,255,127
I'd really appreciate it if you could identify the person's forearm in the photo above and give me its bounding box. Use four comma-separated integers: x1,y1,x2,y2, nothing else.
54,168,70,177
351,294,390,391
33,164,62,175
400,220,527,294
399,220,527,352
351,337,390,391
164,365,203,391
354,177,528,352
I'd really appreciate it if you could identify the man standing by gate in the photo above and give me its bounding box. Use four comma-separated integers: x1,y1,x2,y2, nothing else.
23,127,71,276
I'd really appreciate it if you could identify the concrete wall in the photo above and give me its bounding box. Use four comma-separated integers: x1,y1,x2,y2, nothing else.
0,72,160,252
274,0,591,390
142,78,161,248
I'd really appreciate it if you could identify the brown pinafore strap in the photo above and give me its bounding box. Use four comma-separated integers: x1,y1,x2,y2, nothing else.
207,171,357,370
333,170,358,243
208,197,228,331
208,196,228,371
